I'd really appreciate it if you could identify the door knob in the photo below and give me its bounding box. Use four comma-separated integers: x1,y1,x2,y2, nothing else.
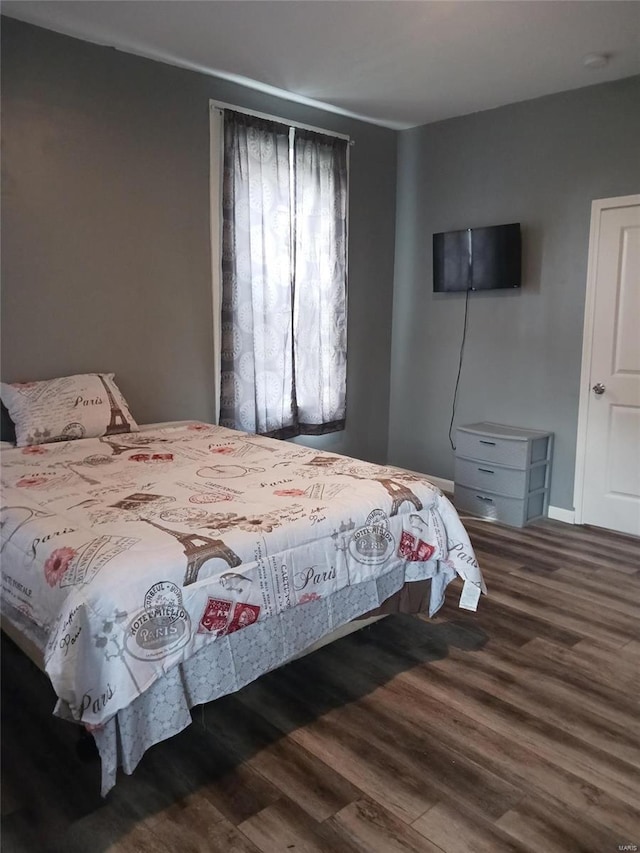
592,383,606,395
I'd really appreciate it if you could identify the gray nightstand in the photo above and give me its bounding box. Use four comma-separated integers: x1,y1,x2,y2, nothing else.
454,422,553,527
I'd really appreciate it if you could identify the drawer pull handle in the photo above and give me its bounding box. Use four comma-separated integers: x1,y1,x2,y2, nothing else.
478,468,494,474
479,440,496,446
476,495,494,503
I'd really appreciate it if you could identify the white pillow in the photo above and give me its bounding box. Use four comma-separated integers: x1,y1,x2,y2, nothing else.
0,373,139,447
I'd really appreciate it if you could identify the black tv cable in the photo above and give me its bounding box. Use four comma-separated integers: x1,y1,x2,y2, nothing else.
448,286,471,451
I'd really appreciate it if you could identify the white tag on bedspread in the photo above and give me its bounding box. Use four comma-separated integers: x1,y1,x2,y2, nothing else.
459,579,481,611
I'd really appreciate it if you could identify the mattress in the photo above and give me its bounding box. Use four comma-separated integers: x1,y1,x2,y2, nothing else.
1,421,485,791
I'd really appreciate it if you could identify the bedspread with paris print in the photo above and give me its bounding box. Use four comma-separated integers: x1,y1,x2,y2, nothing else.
0,422,485,728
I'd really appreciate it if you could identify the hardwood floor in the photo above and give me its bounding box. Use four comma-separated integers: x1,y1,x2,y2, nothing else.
2,517,639,852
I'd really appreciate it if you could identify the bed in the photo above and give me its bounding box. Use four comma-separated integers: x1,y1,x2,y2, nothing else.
1,416,485,794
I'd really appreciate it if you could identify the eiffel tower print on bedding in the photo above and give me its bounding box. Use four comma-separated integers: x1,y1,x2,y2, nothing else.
0,373,138,447
0,420,485,793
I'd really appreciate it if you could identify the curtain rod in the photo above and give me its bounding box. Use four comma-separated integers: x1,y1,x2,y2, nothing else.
210,99,354,145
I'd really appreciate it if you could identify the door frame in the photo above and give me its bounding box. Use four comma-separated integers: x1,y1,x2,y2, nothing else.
573,194,640,525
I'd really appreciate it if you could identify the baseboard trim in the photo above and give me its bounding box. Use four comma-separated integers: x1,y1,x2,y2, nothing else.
423,473,575,525
547,506,576,524
426,475,454,494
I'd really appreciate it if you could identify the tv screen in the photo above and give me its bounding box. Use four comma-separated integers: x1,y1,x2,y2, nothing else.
433,229,472,293
433,223,521,292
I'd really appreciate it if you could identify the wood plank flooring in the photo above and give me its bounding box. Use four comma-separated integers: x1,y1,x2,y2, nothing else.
2,517,639,852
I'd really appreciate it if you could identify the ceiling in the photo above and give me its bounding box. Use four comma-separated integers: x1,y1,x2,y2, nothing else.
3,1,639,129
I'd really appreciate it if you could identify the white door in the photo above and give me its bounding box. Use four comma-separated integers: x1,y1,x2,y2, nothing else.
575,196,640,537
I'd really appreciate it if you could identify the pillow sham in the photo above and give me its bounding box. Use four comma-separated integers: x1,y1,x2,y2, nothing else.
0,373,139,447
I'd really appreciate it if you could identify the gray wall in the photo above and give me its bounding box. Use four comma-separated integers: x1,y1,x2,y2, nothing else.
1,17,397,463
4,17,639,507
389,76,640,510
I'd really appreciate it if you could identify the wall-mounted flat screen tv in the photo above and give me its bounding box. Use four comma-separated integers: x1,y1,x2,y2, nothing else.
433,223,521,292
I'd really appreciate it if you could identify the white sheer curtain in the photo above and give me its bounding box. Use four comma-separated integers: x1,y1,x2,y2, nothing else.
219,110,348,438
219,112,295,435
293,129,348,433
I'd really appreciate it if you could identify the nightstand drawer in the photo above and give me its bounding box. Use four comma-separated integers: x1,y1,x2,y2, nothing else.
454,485,547,527
454,457,547,497
455,430,529,468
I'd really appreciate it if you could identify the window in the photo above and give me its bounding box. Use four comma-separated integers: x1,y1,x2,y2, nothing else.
210,105,349,439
